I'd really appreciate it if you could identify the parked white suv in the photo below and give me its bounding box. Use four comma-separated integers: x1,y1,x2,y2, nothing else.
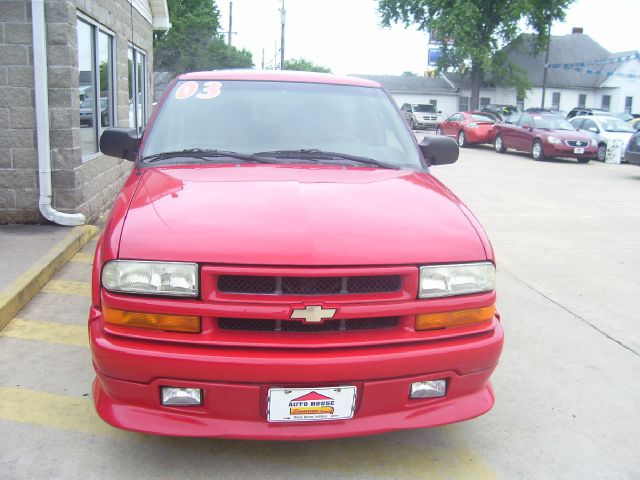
401,103,442,130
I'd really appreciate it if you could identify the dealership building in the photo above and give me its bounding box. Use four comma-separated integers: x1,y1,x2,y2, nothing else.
0,0,169,224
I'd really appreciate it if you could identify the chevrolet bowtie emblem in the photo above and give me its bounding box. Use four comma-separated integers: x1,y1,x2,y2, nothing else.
290,305,337,324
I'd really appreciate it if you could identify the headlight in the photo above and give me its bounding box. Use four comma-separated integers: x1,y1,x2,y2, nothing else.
547,136,561,144
102,260,199,297
591,138,597,146
419,262,495,298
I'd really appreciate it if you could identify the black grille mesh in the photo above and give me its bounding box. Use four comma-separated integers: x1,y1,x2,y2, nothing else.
217,275,401,295
217,317,399,332
282,277,342,294
218,275,275,294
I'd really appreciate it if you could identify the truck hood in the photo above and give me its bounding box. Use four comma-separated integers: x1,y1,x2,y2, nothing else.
118,165,486,265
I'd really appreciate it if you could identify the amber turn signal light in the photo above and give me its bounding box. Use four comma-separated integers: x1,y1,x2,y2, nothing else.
103,306,201,333
415,305,495,331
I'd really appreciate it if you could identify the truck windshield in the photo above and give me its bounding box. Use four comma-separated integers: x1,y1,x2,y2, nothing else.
143,80,422,169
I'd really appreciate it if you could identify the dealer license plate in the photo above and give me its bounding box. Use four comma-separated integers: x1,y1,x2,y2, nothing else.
574,147,584,154
267,386,357,422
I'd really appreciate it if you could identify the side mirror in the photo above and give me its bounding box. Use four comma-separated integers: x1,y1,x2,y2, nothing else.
522,124,532,130
419,135,459,166
99,128,139,161
589,127,599,133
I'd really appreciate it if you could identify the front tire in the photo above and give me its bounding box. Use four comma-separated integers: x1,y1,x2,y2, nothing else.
597,143,606,162
494,134,506,153
410,118,416,130
458,131,467,148
532,139,545,161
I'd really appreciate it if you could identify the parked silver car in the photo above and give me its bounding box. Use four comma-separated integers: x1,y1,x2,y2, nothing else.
569,115,635,161
400,103,442,130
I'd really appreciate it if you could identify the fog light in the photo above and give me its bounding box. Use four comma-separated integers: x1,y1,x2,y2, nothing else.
410,380,447,399
161,387,203,406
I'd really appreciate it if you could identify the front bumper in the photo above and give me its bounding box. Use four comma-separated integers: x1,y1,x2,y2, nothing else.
90,317,504,439
544,143,597,159
413,118,440,129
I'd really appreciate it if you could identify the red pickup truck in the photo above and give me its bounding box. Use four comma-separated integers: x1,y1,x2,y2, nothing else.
92,70,503,439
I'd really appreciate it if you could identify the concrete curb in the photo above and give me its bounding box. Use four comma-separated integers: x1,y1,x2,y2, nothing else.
0,225,98,331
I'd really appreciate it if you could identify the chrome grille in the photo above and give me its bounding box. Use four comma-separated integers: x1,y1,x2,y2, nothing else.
566,140,588,147
217,317,399,332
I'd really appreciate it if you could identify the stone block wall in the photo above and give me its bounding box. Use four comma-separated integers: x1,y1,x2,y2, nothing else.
0,0,154,224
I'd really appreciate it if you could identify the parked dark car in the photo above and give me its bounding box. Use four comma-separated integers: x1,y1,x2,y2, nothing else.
480,104,521,121
566,107,614,119
525,108,567,117
626,130,640,166
493,112,596,162
436,112,495,147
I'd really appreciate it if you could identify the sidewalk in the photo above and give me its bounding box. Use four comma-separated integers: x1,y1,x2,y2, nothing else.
0,224,98,330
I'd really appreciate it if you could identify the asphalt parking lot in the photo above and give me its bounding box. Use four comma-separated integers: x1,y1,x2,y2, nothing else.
1,140,639,479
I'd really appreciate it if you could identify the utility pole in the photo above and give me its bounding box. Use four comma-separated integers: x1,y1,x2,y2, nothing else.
541,25,551,108
280,0,285,69
227,1,233,46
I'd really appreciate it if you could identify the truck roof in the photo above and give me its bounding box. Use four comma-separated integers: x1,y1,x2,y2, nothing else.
178,69,381,88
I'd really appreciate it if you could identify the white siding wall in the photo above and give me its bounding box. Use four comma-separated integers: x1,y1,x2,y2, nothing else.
600,59,640,113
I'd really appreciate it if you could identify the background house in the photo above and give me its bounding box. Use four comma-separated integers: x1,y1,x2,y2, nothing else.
0,0,169,224
357,74,459,118
361,31,639,120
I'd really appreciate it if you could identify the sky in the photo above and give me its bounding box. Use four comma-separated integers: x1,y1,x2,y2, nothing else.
216,0,640,76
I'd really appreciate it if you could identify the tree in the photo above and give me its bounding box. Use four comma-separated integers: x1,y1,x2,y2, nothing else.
154,0,253,74
378,0,574,109
283,58,331,73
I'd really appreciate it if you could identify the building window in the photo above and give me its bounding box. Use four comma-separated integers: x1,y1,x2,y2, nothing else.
480,97,491,107
516,94,525,111
601,95,611,111
459,96,469,112
551,92,561,110
578,94,586,108
625,96,633,114
128,46,147,132
76,17,114,159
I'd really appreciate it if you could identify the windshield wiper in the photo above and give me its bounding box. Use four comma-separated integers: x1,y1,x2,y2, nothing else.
253,149,401,169
141,148,278,164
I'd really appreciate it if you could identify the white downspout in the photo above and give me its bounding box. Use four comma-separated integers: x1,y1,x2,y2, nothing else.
32,0,85,226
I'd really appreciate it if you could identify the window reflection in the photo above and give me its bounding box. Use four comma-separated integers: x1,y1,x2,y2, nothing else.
77,18,114,159
128,46,147,133
98,31,113,134
77,19,96,155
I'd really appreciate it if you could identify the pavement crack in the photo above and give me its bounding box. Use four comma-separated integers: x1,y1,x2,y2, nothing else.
500,268,640,358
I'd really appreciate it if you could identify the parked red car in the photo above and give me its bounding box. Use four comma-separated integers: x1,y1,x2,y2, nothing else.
93,70,503,439
493,112,596,162
436,111,496,147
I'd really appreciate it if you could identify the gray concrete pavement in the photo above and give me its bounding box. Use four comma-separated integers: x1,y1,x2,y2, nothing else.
0,225,72,290
1,145,639,479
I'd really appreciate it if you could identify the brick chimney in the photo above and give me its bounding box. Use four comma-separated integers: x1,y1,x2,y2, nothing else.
572,27,584,34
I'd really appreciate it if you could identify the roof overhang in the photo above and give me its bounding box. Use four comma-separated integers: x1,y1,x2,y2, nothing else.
150,0,171,31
